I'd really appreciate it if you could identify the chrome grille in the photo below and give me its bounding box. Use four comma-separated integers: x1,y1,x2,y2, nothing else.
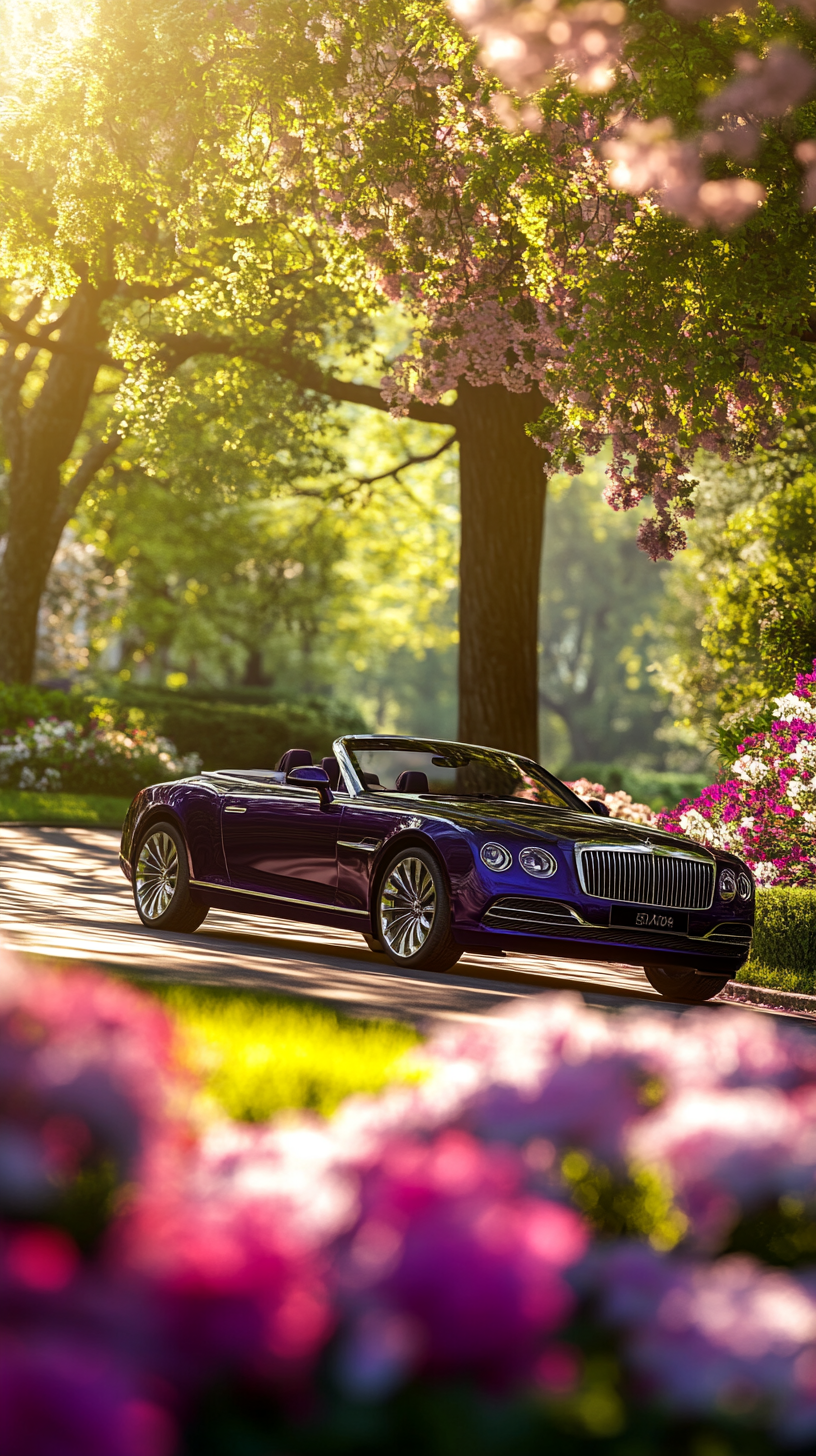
578,849,714,910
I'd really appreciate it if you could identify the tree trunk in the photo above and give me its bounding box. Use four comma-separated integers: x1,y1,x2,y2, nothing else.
455,381,547,760
0,288,106,684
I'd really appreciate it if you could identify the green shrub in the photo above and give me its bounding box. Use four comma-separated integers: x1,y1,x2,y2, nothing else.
0,683,366,776
0,684,90,731
737,886,816,995
110,687,366,770
561,762,710,810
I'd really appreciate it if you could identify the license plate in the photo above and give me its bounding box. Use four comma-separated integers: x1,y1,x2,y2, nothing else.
610,906,689,934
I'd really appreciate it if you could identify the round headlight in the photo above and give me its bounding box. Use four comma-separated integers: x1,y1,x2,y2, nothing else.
480,842,512,872
737,871,753,901
519,846,557,879
719,868,737,902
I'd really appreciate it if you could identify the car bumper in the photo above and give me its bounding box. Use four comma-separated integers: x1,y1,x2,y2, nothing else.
453,895,752,972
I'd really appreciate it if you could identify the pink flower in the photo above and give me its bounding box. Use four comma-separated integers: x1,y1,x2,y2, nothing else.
336,1129,588,1394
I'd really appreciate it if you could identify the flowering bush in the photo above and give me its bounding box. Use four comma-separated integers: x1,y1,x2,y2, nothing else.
659,664,816,887
7,952,816,1452
0,712,201,797
566,777,660,826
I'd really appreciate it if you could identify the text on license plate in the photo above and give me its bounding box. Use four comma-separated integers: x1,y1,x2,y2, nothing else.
609,907,689,934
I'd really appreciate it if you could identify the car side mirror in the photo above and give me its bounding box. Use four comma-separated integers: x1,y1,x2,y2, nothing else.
287,764,334,808
588,798,610,817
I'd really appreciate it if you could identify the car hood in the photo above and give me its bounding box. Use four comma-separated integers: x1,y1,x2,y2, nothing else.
403,795,710,854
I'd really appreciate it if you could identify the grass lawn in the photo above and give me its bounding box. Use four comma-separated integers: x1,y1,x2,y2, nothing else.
0,788,130,828
144,982,423,1121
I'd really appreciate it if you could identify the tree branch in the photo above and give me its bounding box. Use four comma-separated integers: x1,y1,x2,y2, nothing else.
0,318,121,368
53,433,123,533
155,331,458,424
345,431,457,492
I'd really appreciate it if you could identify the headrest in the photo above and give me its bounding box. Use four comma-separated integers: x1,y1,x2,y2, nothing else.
362,772,381,787
277,748,313,774
321,756,341,790
396,770,429,794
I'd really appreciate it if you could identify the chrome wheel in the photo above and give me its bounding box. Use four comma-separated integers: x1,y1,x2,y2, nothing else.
380,855,436,959
135,830,179,922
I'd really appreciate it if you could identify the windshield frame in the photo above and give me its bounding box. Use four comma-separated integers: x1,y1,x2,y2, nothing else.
333,734,587,811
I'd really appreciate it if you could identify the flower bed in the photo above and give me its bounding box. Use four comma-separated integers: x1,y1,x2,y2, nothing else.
0,712,200,798
659,665,816,887
5,952,816,1454
566,776,659,825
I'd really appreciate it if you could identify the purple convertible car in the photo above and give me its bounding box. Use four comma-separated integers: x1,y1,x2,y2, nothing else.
119,733,754,1003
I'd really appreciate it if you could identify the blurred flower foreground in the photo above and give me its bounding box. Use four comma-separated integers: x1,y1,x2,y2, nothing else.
5,952,816,1454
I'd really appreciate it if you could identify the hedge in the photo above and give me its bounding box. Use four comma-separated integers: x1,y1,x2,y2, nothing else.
0,684,366,774
737,886,816,995
111,686,366,770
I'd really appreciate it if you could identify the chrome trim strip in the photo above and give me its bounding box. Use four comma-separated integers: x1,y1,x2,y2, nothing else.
334,737,364,797
189,879,368,915
338,839,381,852
224,806,247,814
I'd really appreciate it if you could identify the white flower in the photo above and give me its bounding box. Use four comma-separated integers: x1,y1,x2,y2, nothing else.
787,778,806,801
732,755,768,784
740,817,755,830
753,861,780,887
773,693,816,722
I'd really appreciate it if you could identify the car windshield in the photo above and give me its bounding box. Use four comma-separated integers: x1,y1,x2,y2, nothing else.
343,739,581,808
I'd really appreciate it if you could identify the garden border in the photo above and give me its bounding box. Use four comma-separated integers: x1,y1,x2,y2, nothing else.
720,980,816,1017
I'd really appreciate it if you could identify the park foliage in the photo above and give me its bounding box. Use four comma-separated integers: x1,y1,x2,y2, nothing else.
7,954,816,1454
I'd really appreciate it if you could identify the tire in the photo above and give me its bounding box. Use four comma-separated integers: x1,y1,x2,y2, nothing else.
644,965,731,1003
133,820,208,933
376,847,463,974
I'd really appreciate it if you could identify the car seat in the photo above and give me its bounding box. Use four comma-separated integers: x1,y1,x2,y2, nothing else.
277,748,313,775
395,770,429,793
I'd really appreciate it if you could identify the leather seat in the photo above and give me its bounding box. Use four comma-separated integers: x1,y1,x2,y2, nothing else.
395,770,429,793
277,748,313,775
321,756,341,789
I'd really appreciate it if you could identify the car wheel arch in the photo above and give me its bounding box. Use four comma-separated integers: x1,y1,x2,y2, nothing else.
131,807,193,876
368,831,453,921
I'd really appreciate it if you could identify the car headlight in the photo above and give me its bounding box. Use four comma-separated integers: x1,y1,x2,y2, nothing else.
719,868,737,902
737,871,754,901
480,842,512,872
519,846,557,878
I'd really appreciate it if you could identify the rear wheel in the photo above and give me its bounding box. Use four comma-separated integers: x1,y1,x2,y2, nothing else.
133,820,208,933
376,847,462,974
644,965,731,1003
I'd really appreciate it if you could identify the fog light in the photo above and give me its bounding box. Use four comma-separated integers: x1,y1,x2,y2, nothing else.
737,871,753,901
480,842,512,872
519,846,557,878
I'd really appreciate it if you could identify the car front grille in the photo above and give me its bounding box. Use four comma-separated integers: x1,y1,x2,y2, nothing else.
578,849,714,910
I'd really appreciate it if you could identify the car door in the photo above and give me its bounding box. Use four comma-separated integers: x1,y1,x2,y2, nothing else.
336,798,401,913
221,781,342,909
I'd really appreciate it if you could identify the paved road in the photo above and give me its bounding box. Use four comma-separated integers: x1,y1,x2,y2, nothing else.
0,824,807,1031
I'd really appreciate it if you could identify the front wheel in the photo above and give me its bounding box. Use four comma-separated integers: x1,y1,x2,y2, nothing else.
133,820,208,933
644,965,731,1003
376,847,462,974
